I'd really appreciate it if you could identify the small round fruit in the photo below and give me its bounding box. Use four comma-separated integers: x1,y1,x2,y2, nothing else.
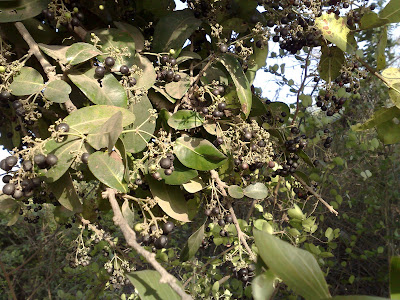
218,219,225,226
134,223,144,232
81,152,89,164
169,58,177,66
32,177,42,187
241,274,249,282
56,123,69,132
95,66,106,78
212,207,220,215
219,44,228,53
0,66,5,73
225,214,233,223
46,154,58,167
34,154,46,165
5,156,17,167
238,268,248,277
240,162,249,170
129,78,137,86
2,175,12,183
169,49,176,55
120,65,130,75
152,172,161,180
268,161,275,168
104,57,115,68
204,209,212,216
173,74,181,82
162,221,175,234
0,90,12,102
161,55,169,64
165,70,174,81
218,102,226,111
0,159,11,171
12,101,23,110
243,132,252,141
22,160,33,171
164,169,173,176
13,189,23,199
3,183,15,195
160,157,172,169
154,235,168,249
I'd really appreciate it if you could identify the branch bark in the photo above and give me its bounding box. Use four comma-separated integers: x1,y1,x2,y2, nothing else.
104,188,193,300
0,260,17,300
14,22,77,113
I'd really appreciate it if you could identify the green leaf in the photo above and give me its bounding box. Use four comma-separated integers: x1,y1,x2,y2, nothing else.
66,42,102,65
360,12,389,30
176,51,202,64
126,270,181,300
246,44,268,85
318,45,345,82
252,270,277,300
87,111,123,151
379,0,400,23
352,106,400,131
43,80,72,103
201,64,229,86
377,117,400,145
0,0,50,23
165,74,191,99
88,28,136,70
254,229,331,300
299,94,312,107
122,199,135,228
121,94,155,153
148,177,190,223
131,54,157,91
218,54,252,118
174,136,227,171
315,13,357,53
160,160,198,185
249,94,268,117
180,223,205,261
40,138,82,183
114,21,145,52
268,101,290,123
167,110,204,130
182,177,205,193
88,151,128,193
38,43,69,64
382,68,400,109
228,185,244,199
243,183,268,199
64,105,135,134
254,219,273,234
9,67,44,96
7,206,21,226
376,27,387,71
152,86,177,104
48,172,82,212
391,256,400,299
0,196,18,213
68,68,128,107
152,9,202,52
322,297,389,300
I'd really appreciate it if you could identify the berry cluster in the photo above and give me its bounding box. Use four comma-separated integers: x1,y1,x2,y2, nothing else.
232,264,256,283
136,221,175,250
156,55,181,82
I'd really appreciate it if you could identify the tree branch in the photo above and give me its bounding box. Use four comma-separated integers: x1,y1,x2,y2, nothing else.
14,22,77,113
0,259,17,300
210,170,257,261
104,188,193,300
293,174,338,216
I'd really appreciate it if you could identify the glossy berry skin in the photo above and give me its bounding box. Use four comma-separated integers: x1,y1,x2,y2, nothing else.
22,160,33,171
46,154,58,166
34,154,46,166
81,152,89,164
104,57,115,68
160,157,172,169
5,156,17,167
95,66,106,78
0,159,11,171
3,183,15,195
2,175,12,183
154,235,168,249
56,123,69,132
225,214,233,223
0,90,12,102
120,65,130,75
218,102,226,111
162,221,175,234
164,169,173,176
219,44,228,53
173,74,181,82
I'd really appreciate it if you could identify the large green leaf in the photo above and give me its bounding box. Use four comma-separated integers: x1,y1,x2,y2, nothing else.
64,105,135,134
88,151,128,193
87,111,123,151
43,80,72,103
246,44,268,84
359,12,389,30
379,0,400,23
0,195,18,213
135,0,176,19
66,42,102,65
377,118,400,145
68,68,128,107
252,270,277,300
382,68,400,109
121,95,155,153
180,223,205,261
160,160,198,185
0,0,50,23
131,54,157,91
318,45,345,82
174,136,227,171
40,138,82,183
391,256,400,299
218,54,252,118
165,74,191,99
9,67,44,96
152,9,201,52
148,177,190,223
254,229,331,300
126,270,181,300
114,21,145,52
228,185,244,199
352,106,400,131
88,28,136,70
48,172,82,212
176,51,202,64
243,183,268,199
38,43,69,64
167,110,204,130
315,13,357,54
376,27,387,71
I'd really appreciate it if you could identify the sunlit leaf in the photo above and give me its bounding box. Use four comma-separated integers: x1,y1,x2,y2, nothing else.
228,185,244,199
160,160,198,185
252,270,277,300
9,67,44,96
114,21,145,52
66,42,102,65
87,111,123,151
318,45,345,82
243,182,268,199
376,27,387,71
48,172,82,212
43,80,72,103
168,110,204,130
0,0,50,23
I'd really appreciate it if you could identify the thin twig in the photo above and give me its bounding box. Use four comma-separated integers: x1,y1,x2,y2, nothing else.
14,22,77,113
0,260,17,300
293,174,338,216
245,199,257,222
292,51,311,124
104,188,193,300
210,170,256,261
